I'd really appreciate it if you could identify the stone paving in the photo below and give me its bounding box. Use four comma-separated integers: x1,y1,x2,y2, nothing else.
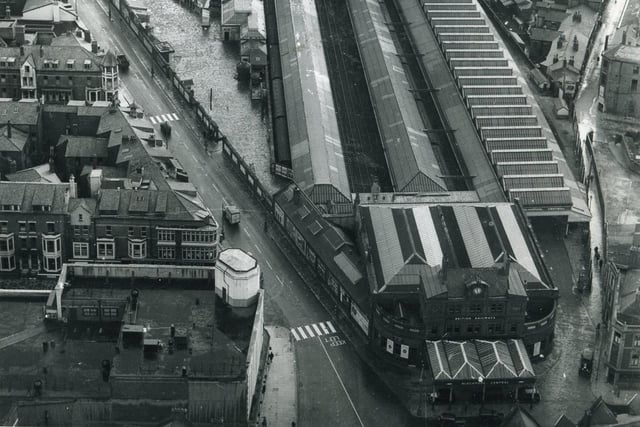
142,0,276,192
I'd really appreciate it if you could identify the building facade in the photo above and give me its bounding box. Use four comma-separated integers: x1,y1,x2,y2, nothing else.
0,40,118,104
0,181,70,274
599,45,640,117
606,268,640,386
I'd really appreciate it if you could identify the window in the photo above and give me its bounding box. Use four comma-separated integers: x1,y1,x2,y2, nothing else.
634,65,639,74
0,235,14,252
634,336,640,347
157,229,175,242
78,214,83,223
614,332,621,344
28,222,36,233
82,225,89,235
102,307,118,317
453,324,460,334
632,354,640,367
182,247,215,261
490,303,504,314
488,323,504,334
74,225,81,236
0,255,15,271
24,65,29,72
0,221,7,233
128,239,146,259
448,305,461,315
141,228,147,238
82,307,98,317
128,226,134,237
105,225,112,237
158,246,176,259
97,240,115,259
44,255,61,272
182,230,215,243
73,242,89,259
43,75,48,83
29,237,37,248
46,222,55,234
632,79,638,92
510,324,517,333
469,304,482,315
18,221,25,233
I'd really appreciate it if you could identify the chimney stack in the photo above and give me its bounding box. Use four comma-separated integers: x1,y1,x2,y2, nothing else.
69,174,77,198
6,120,10,139
19,46,24,57
5,5,10,19
39,45,43,58
292,187,301,205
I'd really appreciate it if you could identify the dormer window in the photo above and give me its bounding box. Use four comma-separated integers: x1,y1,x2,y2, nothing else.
66,59,75,69
84,59,92,69
2,204,20,211
24,64,30,73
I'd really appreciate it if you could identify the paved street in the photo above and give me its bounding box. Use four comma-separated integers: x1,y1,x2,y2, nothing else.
78,1,418,425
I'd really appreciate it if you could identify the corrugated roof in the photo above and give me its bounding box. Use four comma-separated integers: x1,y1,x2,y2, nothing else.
425,339,535,382
348,0,446,193
276,0,351,204
360,202,545,293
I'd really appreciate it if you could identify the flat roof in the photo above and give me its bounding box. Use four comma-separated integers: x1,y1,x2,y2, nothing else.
276,0,351,204
348,0,447,193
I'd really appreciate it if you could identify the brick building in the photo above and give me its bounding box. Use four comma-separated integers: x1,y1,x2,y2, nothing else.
599,44,640,117
0,180,71,274
0,35,118,104
605,268,640,386
356,199,558,364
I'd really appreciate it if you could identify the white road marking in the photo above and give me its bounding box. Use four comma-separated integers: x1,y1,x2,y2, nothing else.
265,259,273,270
297,327,307,340
254,244,263,254
149,116,157,124
327,321,336,334
320,322,330,334
243,227,251,237
171,113,179,120
191,154,197,162
312,323,322,336
305,325,314,337
276,275,284,286
291,329,300,341
319,337,365,427
211,182,220,192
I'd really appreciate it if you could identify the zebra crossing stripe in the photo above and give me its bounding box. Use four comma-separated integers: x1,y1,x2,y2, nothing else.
312,323,322,336
305,325,314,337
150,116,157,124
291,328,300,341
297,327,307,340
320,322,330,334
327,321,336,334
170,113,179,121
161,114,169,122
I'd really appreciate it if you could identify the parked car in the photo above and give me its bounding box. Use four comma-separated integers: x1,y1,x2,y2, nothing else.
579,348,594,378
117,54,129,72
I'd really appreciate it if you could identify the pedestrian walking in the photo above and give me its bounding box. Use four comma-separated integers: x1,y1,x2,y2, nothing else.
599,259,604,270
268,352,274,363
262,417,267,427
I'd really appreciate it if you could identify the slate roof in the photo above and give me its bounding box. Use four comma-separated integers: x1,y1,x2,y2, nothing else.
0,37,101,72
275,185,369,310
0,126,28,152
59,135,109,158
0,182,69,212
426,339,535,382
530,27,562,42
603,44,640,64
67,197,97,215
0,101,40,126
275,0,351,204
502,405,543,427
359,202,548,294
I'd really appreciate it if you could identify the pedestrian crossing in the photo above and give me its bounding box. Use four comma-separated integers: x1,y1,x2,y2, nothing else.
291,321,336,341
149,113,180,124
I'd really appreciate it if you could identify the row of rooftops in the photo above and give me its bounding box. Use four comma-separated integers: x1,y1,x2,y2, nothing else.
422,0,587,215
348,0,447,193
274,0,351,205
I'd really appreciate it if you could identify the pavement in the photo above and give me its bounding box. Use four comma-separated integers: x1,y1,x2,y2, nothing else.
258,326,297,427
